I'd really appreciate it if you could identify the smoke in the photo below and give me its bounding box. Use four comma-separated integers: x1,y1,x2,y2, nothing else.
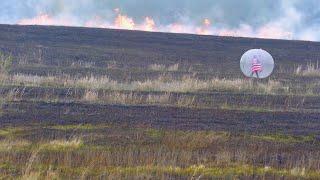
1,0,319,41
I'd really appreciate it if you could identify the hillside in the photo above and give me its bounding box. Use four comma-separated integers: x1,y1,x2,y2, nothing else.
0,24,319,78
1,24,320,179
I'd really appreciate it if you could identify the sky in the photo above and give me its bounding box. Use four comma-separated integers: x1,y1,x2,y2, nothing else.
1,0,319,41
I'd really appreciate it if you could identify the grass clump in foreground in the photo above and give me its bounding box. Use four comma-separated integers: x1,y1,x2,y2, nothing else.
251,133,315,144
295,63,320,77
41,138,84,151
4,164,320,179
48,124,108,131
0,125,319,179
148,63,180,72
0,139,31,152
101,165,319,179
0,52,13,74
81,91,197,107
0,127,24,138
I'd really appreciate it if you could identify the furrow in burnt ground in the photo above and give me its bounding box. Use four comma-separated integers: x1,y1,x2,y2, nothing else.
2,101,320,135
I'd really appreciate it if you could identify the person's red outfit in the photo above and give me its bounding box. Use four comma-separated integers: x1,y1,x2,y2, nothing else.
251,57,262,78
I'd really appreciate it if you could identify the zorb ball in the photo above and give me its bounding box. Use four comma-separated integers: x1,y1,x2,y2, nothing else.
240,49,274,79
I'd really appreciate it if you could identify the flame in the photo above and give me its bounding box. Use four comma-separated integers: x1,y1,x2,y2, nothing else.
217,24,252,37
18,13,50,25
141,17,156,31
203,18,211,26
257,24,293,39
18,13,55,25
114,13,135,30
167,23,194,34
196,27,210,35
16,9,296,40
195,18,212,35
17,13,77,27
218,29,236,37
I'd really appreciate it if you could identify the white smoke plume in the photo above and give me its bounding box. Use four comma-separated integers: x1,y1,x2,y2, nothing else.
1,0,319,41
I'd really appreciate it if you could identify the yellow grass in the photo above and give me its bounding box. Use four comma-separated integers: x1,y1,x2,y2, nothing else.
82,90,99,102
295,63,320,77
0,128,319,179
168,63,179,71
146,93,171,104
148,64,166,71
17,165,320,179
148,63,180,72
0,139,30,152
42,138,83,151
0,73,288,95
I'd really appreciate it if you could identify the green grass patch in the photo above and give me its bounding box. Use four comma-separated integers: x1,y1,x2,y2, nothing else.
101,165,320,178
48,124,109,131
0,127,24,137
10,164,320,179
252,133,315,144
145,129,165,139
0,162,19,178
40,138,84,152
0,138,31,152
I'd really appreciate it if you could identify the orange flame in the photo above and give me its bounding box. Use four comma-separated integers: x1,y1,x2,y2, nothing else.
167,23,192,34
16,9,296,40
114,13,135,30
18,13,49,25
141,17,156,31
18,13,72,26
203,18,211,26
257,24,293,39
195,18,212,35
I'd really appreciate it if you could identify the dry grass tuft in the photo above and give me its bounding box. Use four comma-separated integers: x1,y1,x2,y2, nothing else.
22,171,41,180
148,63,179,72
256,80,288,94
176,96,196,107
71,61,95,68
168,63,179,71
101,92,143,104
42,138,83,151
0,73,289,95
295,63,320,77
83,90,99,102
81,91,200,107
0,128,319,179
148,64,166,71
0,139,30,152
290,167,306,176
215,151,232,165
163,131,226,150
133,76,287,94
146,93,171,104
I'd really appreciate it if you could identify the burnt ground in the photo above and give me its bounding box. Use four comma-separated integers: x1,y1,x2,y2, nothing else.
0,24,319,78
1,101,320,136
0,24,319,137
1,25,320,179
1,86,320,109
